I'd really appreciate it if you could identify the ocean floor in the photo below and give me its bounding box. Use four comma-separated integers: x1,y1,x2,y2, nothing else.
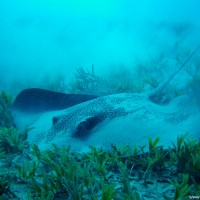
0,127,199,199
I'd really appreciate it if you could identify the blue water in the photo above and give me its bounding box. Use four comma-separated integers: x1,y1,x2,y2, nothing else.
0,0,200,92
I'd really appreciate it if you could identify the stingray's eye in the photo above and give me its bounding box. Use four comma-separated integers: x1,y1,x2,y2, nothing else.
72,113,106,139
72,118,95,139
52,117,59,125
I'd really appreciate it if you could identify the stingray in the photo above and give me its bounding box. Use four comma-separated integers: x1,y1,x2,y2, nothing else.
12,46,200,151
13,88,98,113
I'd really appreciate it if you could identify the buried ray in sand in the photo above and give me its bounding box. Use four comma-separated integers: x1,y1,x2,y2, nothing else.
12,46,200,152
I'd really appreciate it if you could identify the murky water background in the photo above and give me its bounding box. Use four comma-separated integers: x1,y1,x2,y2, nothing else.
0,0,199,93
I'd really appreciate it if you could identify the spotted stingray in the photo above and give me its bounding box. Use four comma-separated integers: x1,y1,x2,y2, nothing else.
12,46,200,151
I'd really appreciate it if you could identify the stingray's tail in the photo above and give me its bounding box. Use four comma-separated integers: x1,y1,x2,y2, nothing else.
149,44,200,103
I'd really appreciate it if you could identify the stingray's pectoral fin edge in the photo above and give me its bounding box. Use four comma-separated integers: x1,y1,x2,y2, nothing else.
71,113,106,139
